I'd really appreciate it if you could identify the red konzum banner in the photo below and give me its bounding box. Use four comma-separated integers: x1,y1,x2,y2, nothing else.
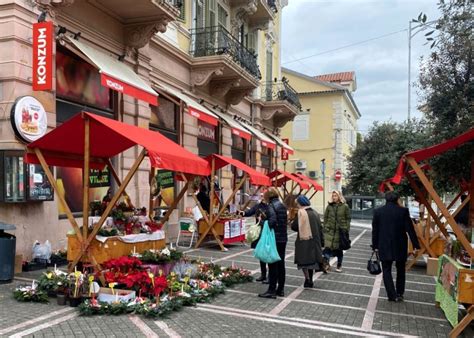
281,138,290,160
101,73,158,106
32,21,53,91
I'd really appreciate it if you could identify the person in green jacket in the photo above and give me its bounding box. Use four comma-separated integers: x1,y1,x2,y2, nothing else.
323,191,351,273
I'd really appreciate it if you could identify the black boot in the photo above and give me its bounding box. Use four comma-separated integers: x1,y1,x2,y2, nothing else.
258,291,276,299
256,275,266,282
303,279,310,288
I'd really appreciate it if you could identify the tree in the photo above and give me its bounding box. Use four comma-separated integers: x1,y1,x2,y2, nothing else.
346,120,430,196
415,0,473,192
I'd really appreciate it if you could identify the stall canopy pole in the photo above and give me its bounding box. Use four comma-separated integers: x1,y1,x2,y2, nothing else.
406,156,474,257
241,186,262,210
105,159,134,209
469,153,474,228
209,157,216,225
160,176,190,225
33,148,84,243
149,167,156,219
82,117,90,245
195,174,248,249
69,148,147,271
449,305,474,338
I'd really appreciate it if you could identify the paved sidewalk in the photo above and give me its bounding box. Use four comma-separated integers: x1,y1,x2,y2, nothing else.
1,225,473,337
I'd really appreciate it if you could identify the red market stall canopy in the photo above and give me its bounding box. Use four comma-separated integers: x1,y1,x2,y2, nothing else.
206,154,271,187
268,170,310,190
25,112,211,177
294,173,324,191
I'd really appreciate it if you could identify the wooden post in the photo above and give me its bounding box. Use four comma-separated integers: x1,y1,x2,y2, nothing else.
195,175,247,249
209,157,216,225
308,189,318,201
241,186,262,210
149,167,156,219
406,156,474,257
33,148,84,243
449,305,474,338
69,148,146,271
160,178,190,225
105,159,134,209
469,153,474,228
82,117,90,244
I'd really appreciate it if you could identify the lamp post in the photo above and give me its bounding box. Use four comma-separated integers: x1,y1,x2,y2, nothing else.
320,158,326,213
407,19,437,120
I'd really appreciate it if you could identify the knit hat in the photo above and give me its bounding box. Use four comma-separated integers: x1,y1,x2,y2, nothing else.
296,195,311,207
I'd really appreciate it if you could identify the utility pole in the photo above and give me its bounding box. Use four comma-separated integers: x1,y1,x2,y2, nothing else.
320,159,326,214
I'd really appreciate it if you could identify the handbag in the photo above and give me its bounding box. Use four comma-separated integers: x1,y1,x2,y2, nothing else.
339,228,351,250
246,222,262,244
253,221,281,264
367,251,382,275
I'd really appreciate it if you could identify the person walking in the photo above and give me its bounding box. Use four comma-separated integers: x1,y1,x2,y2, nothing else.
323,191,351,273
258,187,288,299
372,191,420,302
291,195,324,288
241,199,269,283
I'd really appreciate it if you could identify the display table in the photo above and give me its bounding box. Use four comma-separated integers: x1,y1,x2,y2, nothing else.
67,231,166,264
435,254,474,336
199,217,245,245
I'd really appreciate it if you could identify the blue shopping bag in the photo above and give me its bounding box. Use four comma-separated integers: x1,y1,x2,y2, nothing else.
253,221,281,264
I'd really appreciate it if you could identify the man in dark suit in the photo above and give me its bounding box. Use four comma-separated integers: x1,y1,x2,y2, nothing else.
372,191,420,302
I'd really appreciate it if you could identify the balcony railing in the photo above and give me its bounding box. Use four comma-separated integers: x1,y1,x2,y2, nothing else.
262,79,301,109
267,0,278,12
190,26,262,80
162,0,183,8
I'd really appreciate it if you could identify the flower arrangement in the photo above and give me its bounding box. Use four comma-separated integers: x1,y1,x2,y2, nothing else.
37,268,69,295
139,247,183,264
13,281,49,303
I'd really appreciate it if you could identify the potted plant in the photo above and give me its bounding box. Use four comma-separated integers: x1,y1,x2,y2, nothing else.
68,270,84,307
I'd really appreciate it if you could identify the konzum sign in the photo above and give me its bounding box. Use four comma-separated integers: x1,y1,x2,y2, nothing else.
32,21,53,91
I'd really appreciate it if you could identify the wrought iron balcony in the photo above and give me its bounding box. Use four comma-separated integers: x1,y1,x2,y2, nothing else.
190,26,262,80
262,79,301,109
267,0,278,12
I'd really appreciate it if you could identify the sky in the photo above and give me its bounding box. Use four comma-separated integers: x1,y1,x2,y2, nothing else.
281,0,441,133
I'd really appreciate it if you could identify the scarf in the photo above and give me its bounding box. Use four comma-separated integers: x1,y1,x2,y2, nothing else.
298,207,312,240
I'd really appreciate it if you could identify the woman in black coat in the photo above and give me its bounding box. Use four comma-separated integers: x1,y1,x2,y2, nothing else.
291,195,324,288
241,200,269,283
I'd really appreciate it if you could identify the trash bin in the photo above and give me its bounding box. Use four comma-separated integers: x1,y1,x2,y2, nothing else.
0,221,16,283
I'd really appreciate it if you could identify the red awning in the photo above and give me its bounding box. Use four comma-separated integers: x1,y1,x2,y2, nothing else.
268,170,310,189
206,154,271,186
294,173,324,191
406,128,474,162
25,112,211,176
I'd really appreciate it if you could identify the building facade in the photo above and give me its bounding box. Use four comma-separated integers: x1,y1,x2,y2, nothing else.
280,68,360,213
0,0,300,259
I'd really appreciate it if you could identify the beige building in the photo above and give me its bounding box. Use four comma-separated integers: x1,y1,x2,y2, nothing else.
0,0,300,259
281,68,360,213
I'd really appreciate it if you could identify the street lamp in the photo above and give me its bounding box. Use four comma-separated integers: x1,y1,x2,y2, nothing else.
407,19,437,120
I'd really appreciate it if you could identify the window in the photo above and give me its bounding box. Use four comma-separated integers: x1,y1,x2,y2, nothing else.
178,0,186,21
261,148,273,174
0,151,54,203
292,115,309,141
231,134,246,162
198,120,218,157
217,3,227,28
150,96,179,143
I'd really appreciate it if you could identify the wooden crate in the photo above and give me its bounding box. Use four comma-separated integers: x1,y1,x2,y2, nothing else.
458,269,474,304
67,234,166,264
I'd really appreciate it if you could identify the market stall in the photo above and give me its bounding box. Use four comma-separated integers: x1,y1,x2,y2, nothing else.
193,154,271,250
268,169,310,199
294,173,324,200
380,128,473,337
25,112,211,272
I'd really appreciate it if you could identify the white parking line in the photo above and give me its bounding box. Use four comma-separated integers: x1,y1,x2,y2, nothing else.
154,320,181,338
0,308,75,335
128,315,159,338
362,274,383,330
8,312,78,338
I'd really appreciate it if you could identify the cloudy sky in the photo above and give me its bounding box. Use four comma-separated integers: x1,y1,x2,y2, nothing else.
281,0,441,133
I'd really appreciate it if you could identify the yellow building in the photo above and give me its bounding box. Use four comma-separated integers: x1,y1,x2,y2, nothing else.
280,68,361,213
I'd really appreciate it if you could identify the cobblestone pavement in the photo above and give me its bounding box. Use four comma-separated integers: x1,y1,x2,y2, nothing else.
1,224,473,337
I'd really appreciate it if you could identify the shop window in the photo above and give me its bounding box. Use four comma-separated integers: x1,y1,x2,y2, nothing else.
231,134,246,162
261,147,273,175
56,47,112,112
149,96,179,143
0,151,54,203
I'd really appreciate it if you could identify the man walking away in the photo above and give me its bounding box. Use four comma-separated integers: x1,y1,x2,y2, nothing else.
372,191,420,302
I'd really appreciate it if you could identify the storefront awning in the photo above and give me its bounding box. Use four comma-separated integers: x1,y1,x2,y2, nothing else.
212,112,251,141
67,38,158,106
206,154,271,186
265,132,294,155
240,123,276,150
154,82,219,126
268,170,310,189
25,112,211,177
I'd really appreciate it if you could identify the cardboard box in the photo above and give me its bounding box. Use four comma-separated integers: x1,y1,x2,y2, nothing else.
14,254,23,274
427,257,439,276
97,287,136,304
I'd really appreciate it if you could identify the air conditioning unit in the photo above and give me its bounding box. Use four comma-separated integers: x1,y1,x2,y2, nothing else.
308,170,318,179
295,160,307,170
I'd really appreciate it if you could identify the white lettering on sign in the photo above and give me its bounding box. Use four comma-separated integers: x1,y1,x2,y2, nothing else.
198,122,216,142
105,79,124,92
36,28,47,84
